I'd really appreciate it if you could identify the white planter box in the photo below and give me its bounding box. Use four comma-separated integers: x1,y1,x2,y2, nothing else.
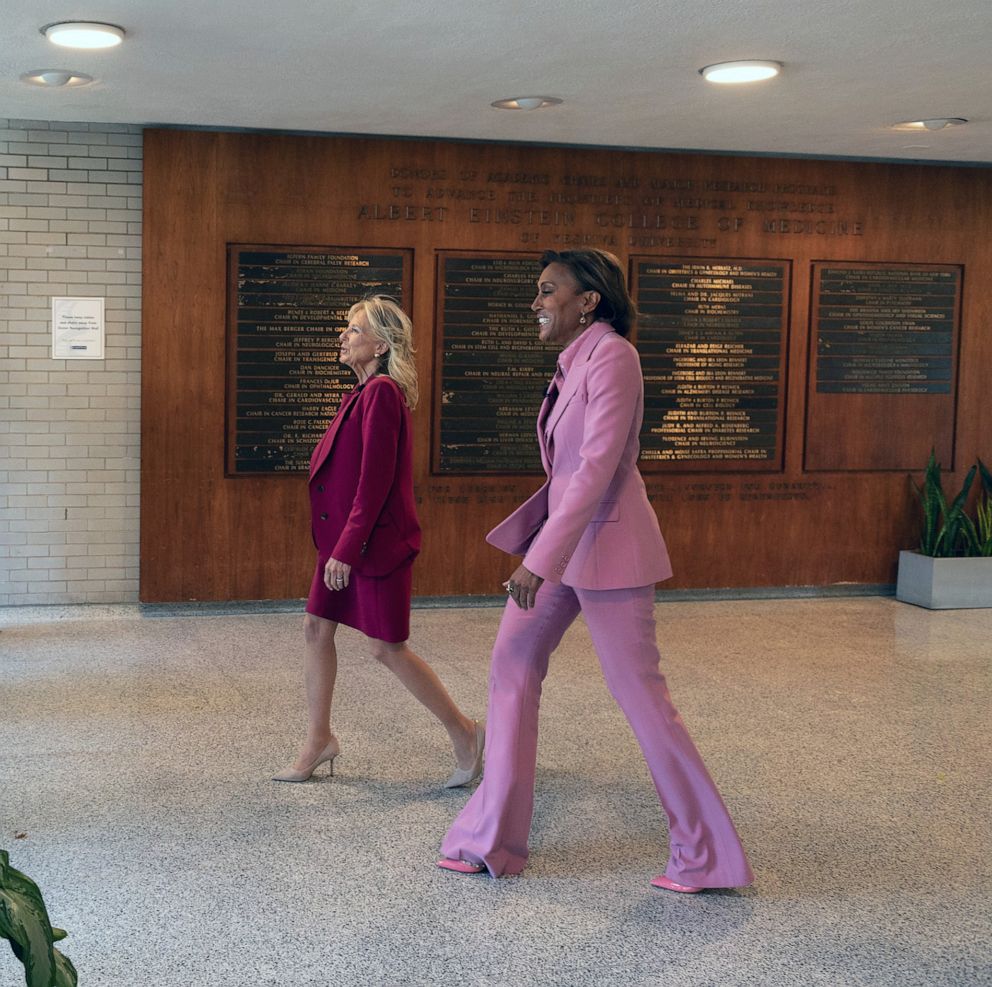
896,550,992,609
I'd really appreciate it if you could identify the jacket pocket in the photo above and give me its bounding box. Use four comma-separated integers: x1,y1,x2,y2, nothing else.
362,510,397,555
356,511,418,577
590,500,619,523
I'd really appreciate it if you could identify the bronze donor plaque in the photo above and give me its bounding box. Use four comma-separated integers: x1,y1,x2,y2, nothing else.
434,253,553,474
632,258,789,471
814,266,959,393
226,245,411,475
805,262,961,471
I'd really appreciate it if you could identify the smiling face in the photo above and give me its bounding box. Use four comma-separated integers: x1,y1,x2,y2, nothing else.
532,263,598,348
338,308,382,380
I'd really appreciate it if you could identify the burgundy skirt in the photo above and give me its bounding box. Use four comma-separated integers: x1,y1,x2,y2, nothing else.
305,554,413,644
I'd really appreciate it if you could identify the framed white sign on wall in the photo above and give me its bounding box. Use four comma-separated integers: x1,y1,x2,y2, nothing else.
51,296,105,359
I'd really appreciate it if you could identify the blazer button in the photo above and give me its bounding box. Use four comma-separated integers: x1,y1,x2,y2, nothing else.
320,512,328,520
317,484,325,492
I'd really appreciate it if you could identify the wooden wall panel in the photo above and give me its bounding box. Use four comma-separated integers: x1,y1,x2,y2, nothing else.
141,130,992,601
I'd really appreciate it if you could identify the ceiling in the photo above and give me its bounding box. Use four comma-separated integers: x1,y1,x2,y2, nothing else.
2,0,990,164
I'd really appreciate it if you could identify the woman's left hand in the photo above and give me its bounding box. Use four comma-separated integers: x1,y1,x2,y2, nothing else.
324,557,352,591
504,564,543,610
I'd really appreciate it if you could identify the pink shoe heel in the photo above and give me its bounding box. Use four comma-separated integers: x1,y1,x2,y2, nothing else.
436,858,485,875
651,874,703,893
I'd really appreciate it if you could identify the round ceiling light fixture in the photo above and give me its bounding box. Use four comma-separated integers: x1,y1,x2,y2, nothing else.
891,117,967,132
491,96,563,111
699,60,782,84
41,21,125,49
21,69,95,88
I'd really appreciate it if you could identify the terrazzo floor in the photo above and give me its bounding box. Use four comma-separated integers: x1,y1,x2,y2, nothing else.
1,596,990,986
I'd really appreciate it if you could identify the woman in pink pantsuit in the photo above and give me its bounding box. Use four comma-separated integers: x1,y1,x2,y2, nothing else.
273,296,484,789
438,251,753,892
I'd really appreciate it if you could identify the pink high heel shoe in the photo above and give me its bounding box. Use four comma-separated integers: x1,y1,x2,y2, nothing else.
436,858,485,875
651,874,703,894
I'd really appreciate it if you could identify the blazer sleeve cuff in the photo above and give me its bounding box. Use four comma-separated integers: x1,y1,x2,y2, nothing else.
523,544,570,584
330,535,363,567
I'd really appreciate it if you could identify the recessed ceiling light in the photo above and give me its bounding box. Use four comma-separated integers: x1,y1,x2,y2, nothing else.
891,118,967,132
41,21,125,49
21,69,94,88
491,96,563,111
699,60,782,84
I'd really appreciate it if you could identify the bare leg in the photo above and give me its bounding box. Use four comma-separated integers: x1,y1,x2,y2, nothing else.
370,639,477,768
288,613,340,769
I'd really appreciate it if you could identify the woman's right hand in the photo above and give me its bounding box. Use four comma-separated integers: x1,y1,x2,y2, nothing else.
503,563,543,611
324,557,352,591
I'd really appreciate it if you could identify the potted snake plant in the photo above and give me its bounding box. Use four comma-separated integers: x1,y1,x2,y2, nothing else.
0,850,76,987
896,452,992,608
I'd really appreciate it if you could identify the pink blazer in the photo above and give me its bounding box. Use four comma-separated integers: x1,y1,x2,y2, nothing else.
487,321,672,590
309,375,421,577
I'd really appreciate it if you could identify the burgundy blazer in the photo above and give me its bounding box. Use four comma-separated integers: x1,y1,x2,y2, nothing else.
308,375,421,577
487,321,672,590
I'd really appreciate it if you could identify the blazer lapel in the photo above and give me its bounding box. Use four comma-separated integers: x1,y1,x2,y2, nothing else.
542,322,615,448
309,387,361,480
543,371,582,444
536,394,552,474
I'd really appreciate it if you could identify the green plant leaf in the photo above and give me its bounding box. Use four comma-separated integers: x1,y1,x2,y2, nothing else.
52,947,78,987
946,465,977,515
911,450,944,555
978,458,992,497
910,453,985,557
959,514,980,556
976,495,992,556
0,851,76,987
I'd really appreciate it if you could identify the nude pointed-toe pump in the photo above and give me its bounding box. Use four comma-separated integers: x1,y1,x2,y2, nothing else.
272,738,341,783
443,721,485,789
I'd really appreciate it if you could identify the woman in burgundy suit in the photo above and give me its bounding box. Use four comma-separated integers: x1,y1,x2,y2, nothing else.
438,251,753,892
274,296,484,787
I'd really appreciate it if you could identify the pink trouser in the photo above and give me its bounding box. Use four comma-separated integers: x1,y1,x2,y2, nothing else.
441,582,754,887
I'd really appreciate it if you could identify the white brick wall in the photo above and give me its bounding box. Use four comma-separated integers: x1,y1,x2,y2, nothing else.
0,119,141,605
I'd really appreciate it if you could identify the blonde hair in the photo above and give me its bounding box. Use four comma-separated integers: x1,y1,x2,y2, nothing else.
347,295,419,410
